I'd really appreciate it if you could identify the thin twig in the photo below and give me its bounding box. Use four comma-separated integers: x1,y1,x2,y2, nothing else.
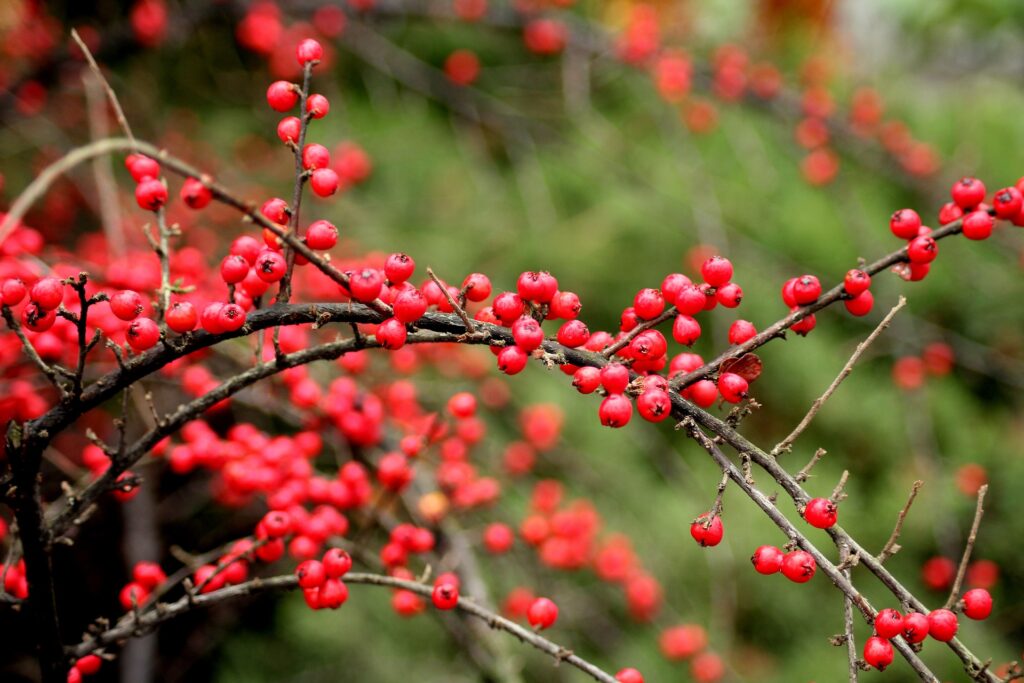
841,542,860,683
878,480,924,563
944,484,988,610
795,448,827,483
70,28,136,146
602,306,676,358
772,297,907,455
427,267,475,334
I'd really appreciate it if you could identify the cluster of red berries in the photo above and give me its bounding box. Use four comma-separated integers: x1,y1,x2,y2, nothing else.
66,653,104,683
295,548,353,610
750,545,818,583
117,560,167,611
861,589,993,671
657,624,725,682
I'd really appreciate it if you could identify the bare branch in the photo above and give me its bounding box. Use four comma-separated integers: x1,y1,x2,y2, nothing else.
878,480,924,563
945,485,988,610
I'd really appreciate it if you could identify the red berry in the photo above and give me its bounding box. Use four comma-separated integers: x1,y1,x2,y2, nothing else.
890,208,921,239
600,363,630,394
962,588,993,620
781,550,816,583
516,271,558,303
108,290,143,321
927,608,959,641
166,301,197,333
483,523,514,553
938,201,963,225
135,178,168,211
661,273,691,304
180,177,212,209
549,290,581,319
322,548,353,577
377,317,408,350
511,316,544,351
863,636,894,671
962,210,994,240
907,235,938,263
844,269,871,296
126,155,160,182
296,38,324,65
220,254,250,284
690,513,723,547
792,275,821,305
557,320,589,348
266,80,298,111
700,256,733,287
844,289,874,316
874,608,903,639
132,561,166,590
715,282,743,308
781,278,798,307
728,320,756,345
1,278,27,305
637,389,672,422
126,318,160,351
993,187,1023,219
31,276,64,310
393,288,428,323
616,668,644,683
672,314,701,346
297,560,327,589
317,578,349,609
74,654,102,675
302,143,331,170
23,302,57,332
349,269,384,303
310,168,339,197
633,288,665,319
261,198,289,224
599,394,633,428
687,379,718,407
803,497,837,529
527,597,558,629
902,611,930,643
951,177,986,209
255,250,287,282
750,545,784,574
717,372,748,403
305,220,337,250
572,366,601,394
432,581,459,610
306,93,330,118
384,253,416,284
675,285,706,315
497,345,528,374
277,116,301,143
462,273,492,302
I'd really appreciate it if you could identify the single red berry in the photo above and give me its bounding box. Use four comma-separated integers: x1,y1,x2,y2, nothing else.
483,523,514,553
317,578,349,609
377,317,408,350
901,611,930,643
296,559,327,589
661,273,691,304
266,80,298,111
700,256,733,287
349,268,384,303
951,177,986,209
751,545,784,574
728,320,756,345
890,208,921,239
166,301,197,333
781,278,798,307
462,273,492,302
927,608,959,641
672,314,701,346
384,253,416,284
781,550,816,583
690,513,723,547
844,289,874,317
687,379,718,407
296,38,324,65
119,582,150,610
497,345,528,374
512,316,544,351
599,394,633,428
220,255,250,284
557,319,589,348
527,597,558,629
907,235,938,263
962,588,993,620
393,288,428,323
23,302,57,332
31,276,64,310
135,178,168,211
874,608,904,639
74,654,102,675
792,275,821,305
261,198,289,224
277,116,301,143
255,250,287,282
310,168,339,197
126,318,160,351
322,548,353,577
993,187,1023,219
68,667,83,683
600,363,631,394
549,290,581,319
432,581,460,610
302,143,331,170
516,271,558,303
717,372,748,403
863,636,894,671
180,177,212,209
572,366,601,394
259,510,291,538
126,154,160,182
633,288,665,319
675,285,706,316
132,561,166,590
803,497,837,529
305,220,338,250
715,282,743,308
616,669,644,683
962,210,994,240
844,269,871,296
637,389,672,422
1,278,27,305
110,290,144,321
938,201,963,225
306,93,330,118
